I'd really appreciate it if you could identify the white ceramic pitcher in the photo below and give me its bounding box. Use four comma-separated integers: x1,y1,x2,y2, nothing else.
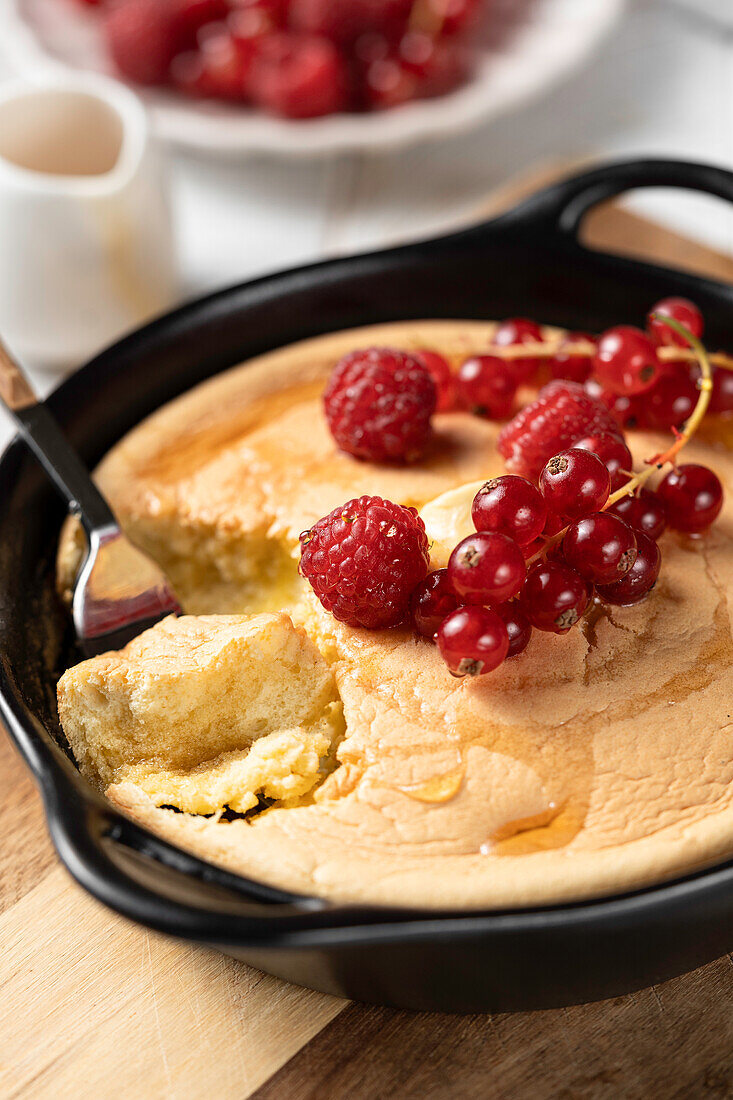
0,74,178,369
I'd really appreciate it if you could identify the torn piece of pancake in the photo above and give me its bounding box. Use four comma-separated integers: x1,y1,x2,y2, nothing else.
56,613,344,814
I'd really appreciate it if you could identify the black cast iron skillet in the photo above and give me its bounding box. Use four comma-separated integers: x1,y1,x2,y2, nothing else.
2,159,733,1014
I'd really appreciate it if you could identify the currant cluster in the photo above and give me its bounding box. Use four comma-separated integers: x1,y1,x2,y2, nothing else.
449,297,733,432
413,446,723,677
582,298,733,429
77,0,483,118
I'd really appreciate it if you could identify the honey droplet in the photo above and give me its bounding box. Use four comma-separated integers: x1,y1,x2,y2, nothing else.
399,766,465,804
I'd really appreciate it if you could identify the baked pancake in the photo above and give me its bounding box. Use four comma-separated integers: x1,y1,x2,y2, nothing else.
56,321,733,909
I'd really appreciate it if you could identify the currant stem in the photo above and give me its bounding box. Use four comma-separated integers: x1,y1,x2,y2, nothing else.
525,316,713,568
475,338,733,372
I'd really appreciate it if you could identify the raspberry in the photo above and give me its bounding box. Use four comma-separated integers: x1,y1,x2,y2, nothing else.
104,0,177,84
172,25,254,101
498,381,619,482
300,495,430,629
289,0,412,44
250,32,350,118
172,0,229,49
324,347,436,463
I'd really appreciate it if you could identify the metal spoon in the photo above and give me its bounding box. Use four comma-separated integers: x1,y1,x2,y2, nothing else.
0,338,180,656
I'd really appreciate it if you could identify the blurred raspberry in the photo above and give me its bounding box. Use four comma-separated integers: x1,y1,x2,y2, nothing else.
171,22,256,99
104,0,178,84
172,0,230,47
249,31,350,116
289,0,412,44
498,380,619,481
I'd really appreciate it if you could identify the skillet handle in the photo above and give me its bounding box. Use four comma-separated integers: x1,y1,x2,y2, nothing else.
0,673,336,939
44,781,336,941
505,158,733,240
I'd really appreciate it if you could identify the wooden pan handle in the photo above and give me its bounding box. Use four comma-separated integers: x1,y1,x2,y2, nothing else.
0,339,37,411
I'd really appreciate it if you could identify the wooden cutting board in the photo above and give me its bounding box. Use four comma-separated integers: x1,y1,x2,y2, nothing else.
2,170,733,1100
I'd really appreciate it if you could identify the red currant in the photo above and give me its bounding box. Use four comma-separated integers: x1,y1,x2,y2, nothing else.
492,318,544,385
647,297,704,348
437,605,509,677
585,378,642,430
471,475,547,546
710,368,733,415
642,365,697,432
539,448,610,520
447,532,526,605
409,568,458,639
549,331,596,384
573,432,632,492
607,489,667,541
456,355,517,420
415,349,455,412
520,561,589,634
596,530,661,606
543,510,566,537
562,512,637,585
657,464,723,533
594,326,661,396
495,601,532,658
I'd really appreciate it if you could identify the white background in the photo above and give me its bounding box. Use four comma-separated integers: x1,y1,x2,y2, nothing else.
1,0,733,453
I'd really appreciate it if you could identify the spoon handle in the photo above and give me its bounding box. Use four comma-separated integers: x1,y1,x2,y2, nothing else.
0,337,117,532
0,339,36,410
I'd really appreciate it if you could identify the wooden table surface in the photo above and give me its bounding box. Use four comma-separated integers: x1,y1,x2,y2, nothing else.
2,182,733,1100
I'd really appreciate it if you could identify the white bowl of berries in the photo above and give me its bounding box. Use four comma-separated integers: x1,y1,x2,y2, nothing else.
0,0,624,155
